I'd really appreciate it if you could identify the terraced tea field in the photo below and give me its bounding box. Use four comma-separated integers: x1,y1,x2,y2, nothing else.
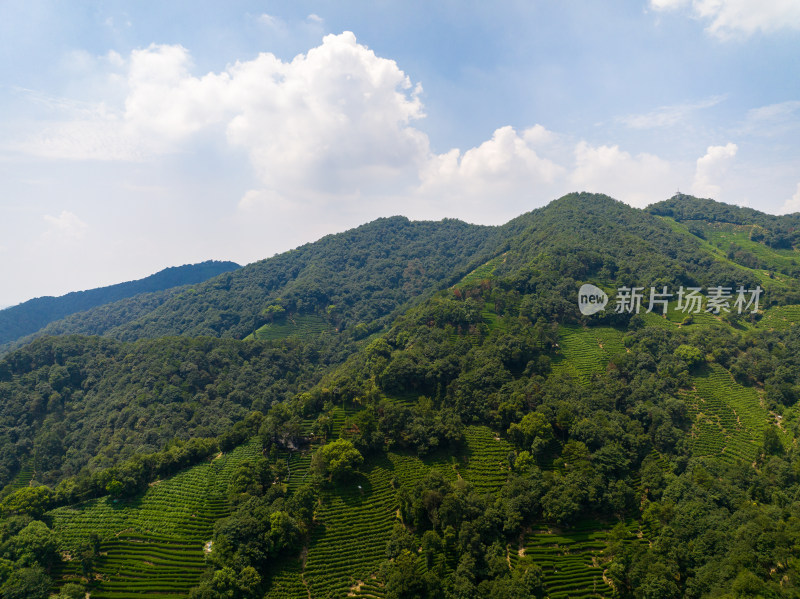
262,554,308,599
42,419,636,598
551,325,626,383
247,314,333,341
455,254,505,288
262,452,434,599
758,304,800,330
482,301,507,332
705,227,800,279
686,364,782,462
0,458,34,497
303,457,397,598
261,425,511,598
458,425,513,492
49,439,262,597
523,519,643,599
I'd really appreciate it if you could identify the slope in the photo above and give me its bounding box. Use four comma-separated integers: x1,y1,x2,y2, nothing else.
0,335,328,491
103,216,500,342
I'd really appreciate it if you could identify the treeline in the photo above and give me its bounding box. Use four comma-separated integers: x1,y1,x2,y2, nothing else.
1,410,270,516
649,193,800,250
497,193,761,300
0,260,240,347
1,436,220,514
95,216,500,342
0,287,178,356
0,512,68,599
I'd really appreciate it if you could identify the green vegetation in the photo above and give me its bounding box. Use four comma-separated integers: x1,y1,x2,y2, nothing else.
550,325,626,383
524,520,643,599
5,193,800,598
0,260,240,350
49,440,262,598
0,336,319,490
247,314,332,342
95,216,501,342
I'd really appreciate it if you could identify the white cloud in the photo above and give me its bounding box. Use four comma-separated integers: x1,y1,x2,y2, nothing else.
123,43,235,149
691,143,738,199
617,96,724,129
409,125,568,223
740,101,800,137
420,126,564,191
224,31,428,195
10,32,693,223
570,142,677,207
746,100,800,122
14,33,429,194
650,0,800,39
779,183,800,214
257,13,283,28
650,0,689,8
43,211,88,240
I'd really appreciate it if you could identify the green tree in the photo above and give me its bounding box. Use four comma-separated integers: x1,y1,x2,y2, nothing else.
762,426,784,457
384,550,429,599
673,344,704,368
0,486,54,518
311,439,364,482
55,582,85,599
507,412,553,455
1,566,52,599
6,520,59,568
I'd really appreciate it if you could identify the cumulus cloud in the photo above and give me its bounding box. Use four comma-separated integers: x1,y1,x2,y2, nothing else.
16,33,429,195
691,143,738,199
570,142,676,207
12,32,687,221
224,31,428,195
780,183,800,214
650,0,800,39
43,211,88,240
419,126,564,198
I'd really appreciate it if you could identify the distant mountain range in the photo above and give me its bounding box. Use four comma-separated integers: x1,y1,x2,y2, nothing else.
0,260,240,350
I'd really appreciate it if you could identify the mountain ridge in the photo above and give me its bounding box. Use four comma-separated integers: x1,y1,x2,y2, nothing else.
0,260,241,348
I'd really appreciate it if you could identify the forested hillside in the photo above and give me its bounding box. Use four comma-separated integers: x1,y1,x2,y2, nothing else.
1,288,182,355
3,193,800,599
649,194,800,250
0,261,240,349
96,216,500,342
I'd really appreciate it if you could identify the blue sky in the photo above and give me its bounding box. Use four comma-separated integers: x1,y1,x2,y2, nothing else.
1,1,799,307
